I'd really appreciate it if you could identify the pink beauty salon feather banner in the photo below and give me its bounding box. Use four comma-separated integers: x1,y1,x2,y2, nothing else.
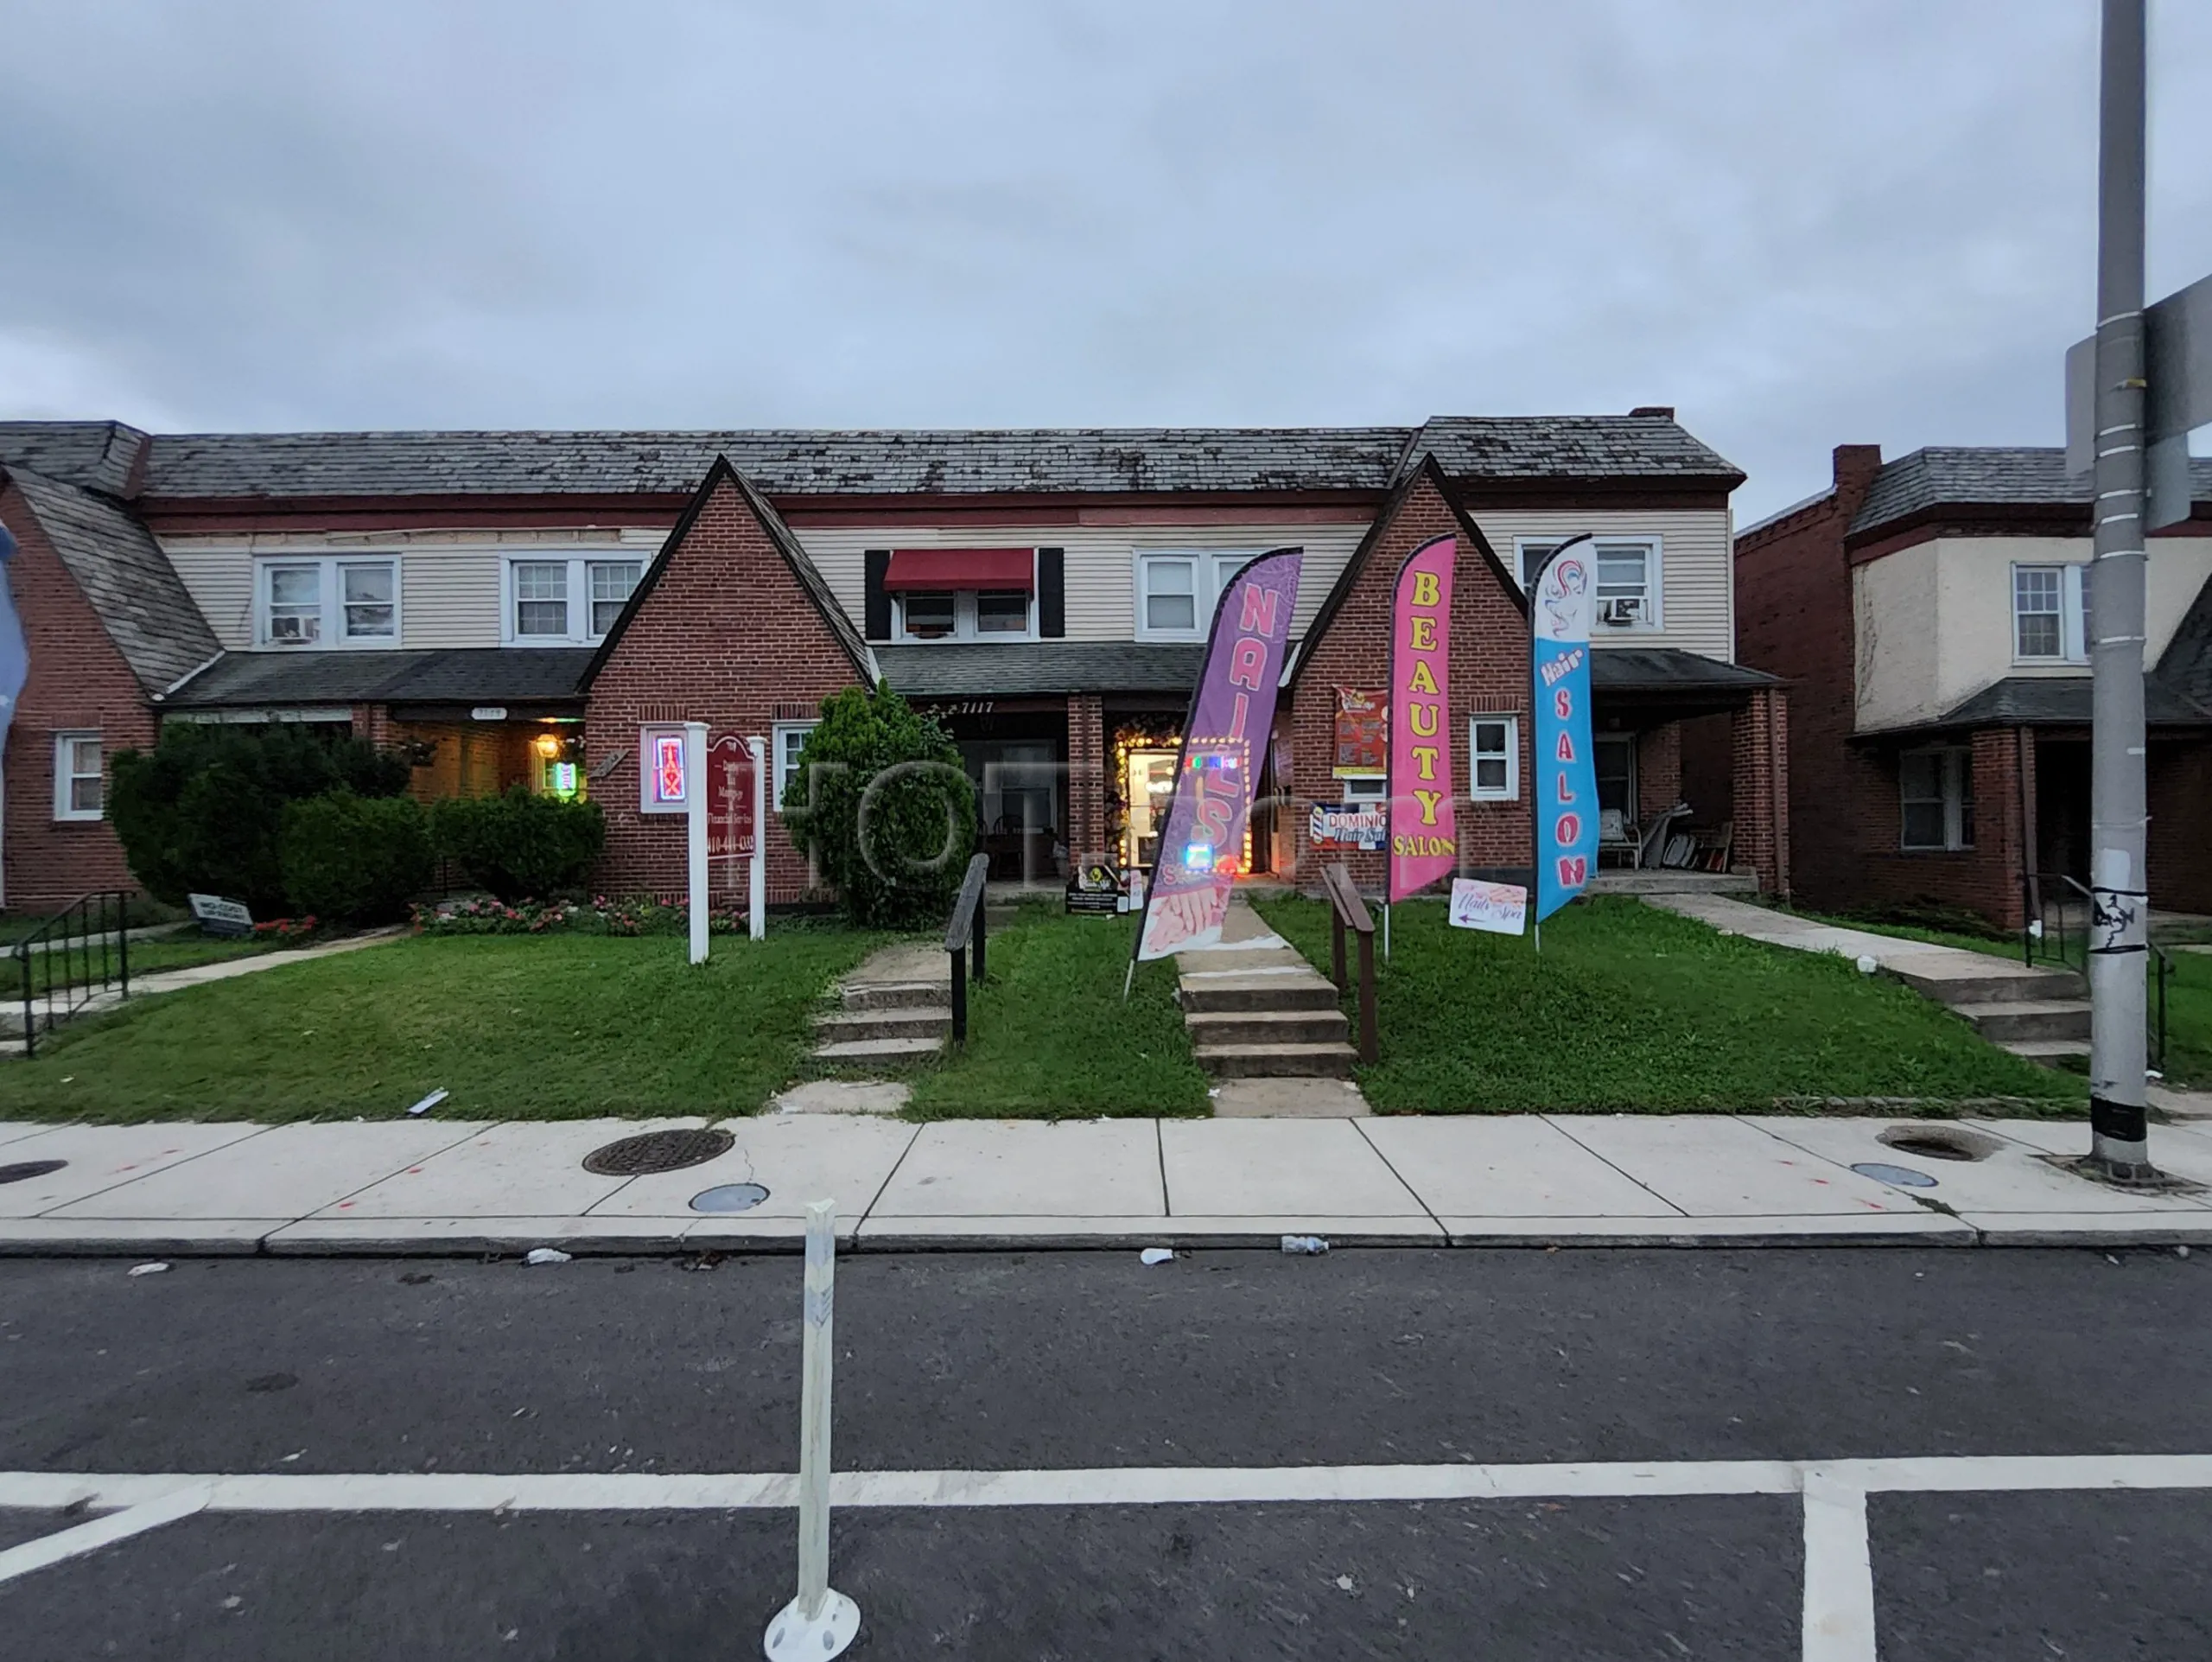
1389,534,1457,901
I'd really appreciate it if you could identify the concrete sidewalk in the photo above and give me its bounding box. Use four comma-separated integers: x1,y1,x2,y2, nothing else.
2,1111,2209,1256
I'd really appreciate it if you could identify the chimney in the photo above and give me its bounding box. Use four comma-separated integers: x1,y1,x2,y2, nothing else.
1629,405,1675,420
1831,443,1883,510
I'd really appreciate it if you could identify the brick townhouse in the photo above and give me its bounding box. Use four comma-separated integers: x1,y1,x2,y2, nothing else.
1,411,1787,913
1734,443,2212,929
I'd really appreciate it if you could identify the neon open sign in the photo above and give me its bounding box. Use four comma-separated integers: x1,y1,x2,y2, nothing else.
652,734,688,806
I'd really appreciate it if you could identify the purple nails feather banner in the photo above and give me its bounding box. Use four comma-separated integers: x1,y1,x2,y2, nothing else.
1134,548,1303,962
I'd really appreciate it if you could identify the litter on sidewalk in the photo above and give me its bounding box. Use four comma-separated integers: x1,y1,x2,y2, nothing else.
1139,1247,1175,1265
524,1247,572,1266
1281,1235,1331,1255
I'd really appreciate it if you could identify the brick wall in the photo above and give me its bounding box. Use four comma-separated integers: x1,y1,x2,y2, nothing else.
1637,723,1682,819
1838,727,2029,929
1,481,155,912
584,474,862,904
2149,735,2212,914
1066,694,1105,857
1733,443,1880,911
1287,470,1532,893
1728,686,1791,895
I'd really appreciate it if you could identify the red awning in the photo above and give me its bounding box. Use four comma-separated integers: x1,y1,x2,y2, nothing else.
881,548,1034,593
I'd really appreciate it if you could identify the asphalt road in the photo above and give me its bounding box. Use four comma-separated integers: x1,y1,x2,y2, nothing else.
1,1245,2207,1659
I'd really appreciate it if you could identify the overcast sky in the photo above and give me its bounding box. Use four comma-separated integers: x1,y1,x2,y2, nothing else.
3,1,2208,519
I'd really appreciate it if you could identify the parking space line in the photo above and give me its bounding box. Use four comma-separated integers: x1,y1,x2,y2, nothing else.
1800,1472,1876,1662
0,1485,209,1585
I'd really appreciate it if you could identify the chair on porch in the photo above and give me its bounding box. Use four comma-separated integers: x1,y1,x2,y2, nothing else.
1599,808,1639,868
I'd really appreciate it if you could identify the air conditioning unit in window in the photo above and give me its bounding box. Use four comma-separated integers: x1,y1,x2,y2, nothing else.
1599,597,1649,627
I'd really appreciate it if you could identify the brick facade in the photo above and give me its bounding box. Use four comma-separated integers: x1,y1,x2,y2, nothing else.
2147,736,2212,915
1636,723,1682,820
1065,693,1106,858
1287,467,1533,894
583,471,863,904
0,480,155,911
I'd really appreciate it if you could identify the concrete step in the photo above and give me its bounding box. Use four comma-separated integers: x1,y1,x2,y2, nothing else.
814,1007,953,1042
1194,1041,1358,1079
1177,947,1312,977
1179,976,1344,1014
839,980,948,1012
812,1035,944,1064
1961,999,2094,1042
1894,964,2085,1005
2000,1037,2091,1068
1186,1008,1350,1047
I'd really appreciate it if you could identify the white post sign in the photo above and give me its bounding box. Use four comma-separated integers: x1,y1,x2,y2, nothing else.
749,735,767,941
683,722,709,965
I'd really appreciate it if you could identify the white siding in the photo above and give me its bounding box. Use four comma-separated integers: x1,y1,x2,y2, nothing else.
164,546,256,650
1466,506,1737,661
400,551,501,648
790,519,1371,643
1853,532,2212,733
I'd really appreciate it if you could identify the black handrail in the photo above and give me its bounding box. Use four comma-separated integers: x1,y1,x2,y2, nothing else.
2020,869,2169,1073
13,891,131,1059
943,853,991,1046
1320,863,1379,1065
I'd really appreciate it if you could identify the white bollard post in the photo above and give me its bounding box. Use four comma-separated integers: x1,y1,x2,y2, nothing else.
763,1200,859,1659
748,735,767,942
684,722,709,966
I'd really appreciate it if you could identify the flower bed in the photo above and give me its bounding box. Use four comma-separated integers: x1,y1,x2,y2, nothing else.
410,895,754,938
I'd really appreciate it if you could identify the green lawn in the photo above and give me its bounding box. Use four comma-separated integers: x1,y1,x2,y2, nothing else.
1252,894,2084,1114
0,927,882,1124
2160,950,2212,1088
906,908,1210,1118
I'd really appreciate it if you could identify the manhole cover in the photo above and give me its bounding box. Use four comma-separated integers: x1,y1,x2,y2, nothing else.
1852,1161,1939,1189
690,1182,771,1214
581,1129,734,1176
0,1160,67,1186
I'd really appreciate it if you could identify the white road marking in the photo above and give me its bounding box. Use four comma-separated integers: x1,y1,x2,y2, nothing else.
0,1485,209,1585
1800,1471,1877,1662
2,1453,2206,1515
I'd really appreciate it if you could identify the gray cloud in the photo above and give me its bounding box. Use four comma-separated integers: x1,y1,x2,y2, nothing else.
3,0,2208,518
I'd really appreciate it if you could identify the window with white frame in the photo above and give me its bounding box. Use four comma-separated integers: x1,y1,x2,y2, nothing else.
1514,538,1661,629
2012,564,2088,662
1899,747,1974,851
257,557,398,647
773,721,817,810
1339,774,1387,802
890,589,1033,643
505,556,640,644
1469,715,1520,801
54,731,102,821
1136,552,1258,640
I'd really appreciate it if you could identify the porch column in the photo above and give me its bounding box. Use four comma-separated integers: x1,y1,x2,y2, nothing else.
1970,727,2030,931
1067,694,1106,858
1730,687,1790,897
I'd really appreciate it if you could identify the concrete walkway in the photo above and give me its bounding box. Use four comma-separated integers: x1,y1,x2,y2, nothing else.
3,1110,2208,1256
4,930,403,1041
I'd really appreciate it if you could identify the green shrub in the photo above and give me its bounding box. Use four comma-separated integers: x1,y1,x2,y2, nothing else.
280,791,434,924
782,682,977,929
430,787,607,902
109,723,419,916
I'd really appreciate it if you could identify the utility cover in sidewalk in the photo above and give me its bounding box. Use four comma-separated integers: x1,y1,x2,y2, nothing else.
1851,1162,1939,1189
0,1160,67,1185
581,1129,734,1176
690,1182,770,1213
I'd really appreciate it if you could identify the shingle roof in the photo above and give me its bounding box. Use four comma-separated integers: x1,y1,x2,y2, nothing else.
876,641,1204,698
0,465,220,693
0,421,149,496
1589,649,1779,692
164,647,595,709
130,417,1737,501
1850,446,2212,538
2154,574,2212,714
1924,673,2211,729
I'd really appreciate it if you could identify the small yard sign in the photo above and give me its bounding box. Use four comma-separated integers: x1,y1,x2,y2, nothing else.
1309,802,1385,850
1448,878,1526,936
188,893,254,937
706,732,756,861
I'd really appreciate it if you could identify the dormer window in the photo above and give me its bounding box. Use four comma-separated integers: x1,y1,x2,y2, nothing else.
257,557,399,647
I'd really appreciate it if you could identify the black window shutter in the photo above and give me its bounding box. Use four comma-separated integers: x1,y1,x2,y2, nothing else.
1037,547,1065,638
863,549,891,640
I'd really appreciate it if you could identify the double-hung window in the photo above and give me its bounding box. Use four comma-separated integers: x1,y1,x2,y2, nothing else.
1469,715,1520,801
505,556,641,644
772,721,818,811
1136,553,1258,640
2012,564,2088,663
54,732,103,821
257,557,399,646
1899,747,1975,851
1514,538,1661,629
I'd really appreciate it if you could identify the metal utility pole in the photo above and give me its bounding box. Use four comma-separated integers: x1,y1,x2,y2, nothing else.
2087,0,2153,1179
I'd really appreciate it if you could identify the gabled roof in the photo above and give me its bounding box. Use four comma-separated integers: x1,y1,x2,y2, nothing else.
164,646,594,709
0,421,149,496
1290,451,1525,685
2155,573,2212,715
1850,445,2212,538
582,455,876,687
0,464,220,694
1407,414,1744,485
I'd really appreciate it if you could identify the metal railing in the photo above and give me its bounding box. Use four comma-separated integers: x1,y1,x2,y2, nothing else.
943,853,991,1046
13,891,132,1058
2021,870,2169,1074
1319,863,1379,1065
